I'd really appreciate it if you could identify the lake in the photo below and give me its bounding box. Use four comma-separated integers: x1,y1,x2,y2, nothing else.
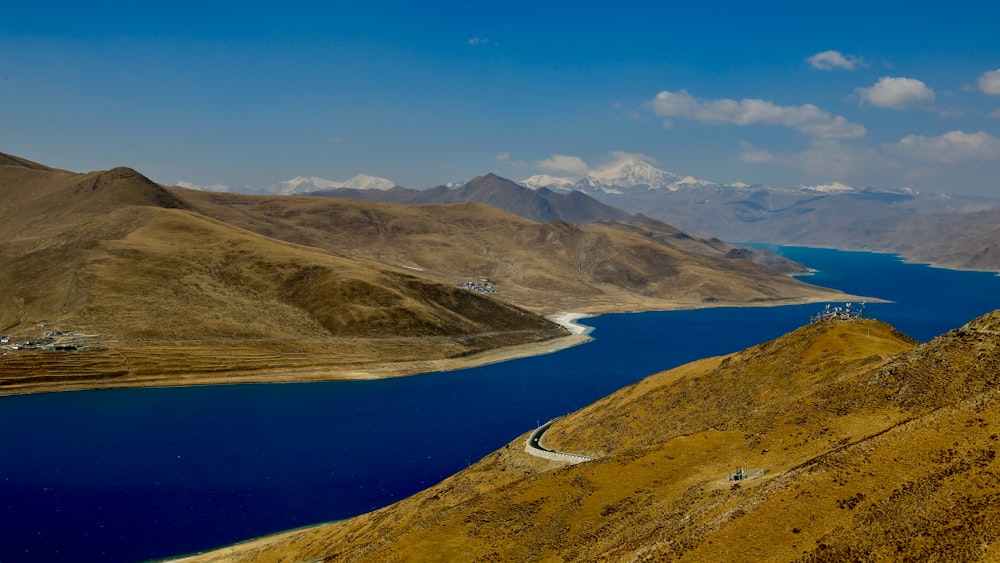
2,247,1000,562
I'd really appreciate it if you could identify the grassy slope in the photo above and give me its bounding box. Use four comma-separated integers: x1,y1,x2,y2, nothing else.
190,311,1000,562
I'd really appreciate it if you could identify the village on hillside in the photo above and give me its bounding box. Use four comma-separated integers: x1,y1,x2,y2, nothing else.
0,328,102,355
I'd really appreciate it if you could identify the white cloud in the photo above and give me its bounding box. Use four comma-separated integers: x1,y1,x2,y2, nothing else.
536,154,590,176
807,50,863,71
468,37,490,46
739,141,774,164
176,180,230,192
856,77,936,110
887,130,1000,164
978,68,1000,94
652,89,866,139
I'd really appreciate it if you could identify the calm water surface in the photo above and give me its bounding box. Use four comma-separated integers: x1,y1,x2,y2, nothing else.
2,247,1000,562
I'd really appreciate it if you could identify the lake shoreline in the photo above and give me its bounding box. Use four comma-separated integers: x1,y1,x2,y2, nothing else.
0,294,875,398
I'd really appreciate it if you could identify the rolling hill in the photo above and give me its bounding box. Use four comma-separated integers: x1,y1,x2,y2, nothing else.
187,309,1000,562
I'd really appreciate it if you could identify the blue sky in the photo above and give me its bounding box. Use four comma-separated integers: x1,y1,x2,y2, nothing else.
3,1,1000,196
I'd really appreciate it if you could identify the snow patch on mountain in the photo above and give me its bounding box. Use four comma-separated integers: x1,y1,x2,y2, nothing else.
800,181,856,193
521,174,577,191
588,159,682,188
270,173,396,195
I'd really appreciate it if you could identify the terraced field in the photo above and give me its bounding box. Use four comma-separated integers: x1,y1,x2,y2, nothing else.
0,328,568,396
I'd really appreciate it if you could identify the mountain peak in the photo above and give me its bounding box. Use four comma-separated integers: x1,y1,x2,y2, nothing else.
271,173,396,195
587,158,681,188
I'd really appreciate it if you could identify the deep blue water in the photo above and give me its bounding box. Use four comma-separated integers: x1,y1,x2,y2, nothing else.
2,247,1000,562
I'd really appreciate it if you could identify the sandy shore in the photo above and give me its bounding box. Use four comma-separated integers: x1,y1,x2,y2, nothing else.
547,312,596,335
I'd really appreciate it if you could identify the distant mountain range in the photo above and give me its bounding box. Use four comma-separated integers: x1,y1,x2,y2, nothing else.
268,173,396,195
517,159,1000,271
305,172,808,274
285,161,1000,271
309,172,632,224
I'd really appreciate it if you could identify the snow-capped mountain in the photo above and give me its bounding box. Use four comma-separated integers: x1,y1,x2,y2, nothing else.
269,173,396,195
587,158,683,188
520,159,715,194
520,174,577,191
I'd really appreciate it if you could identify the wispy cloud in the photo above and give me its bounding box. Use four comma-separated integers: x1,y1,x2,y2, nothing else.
978,68,1000,94
468,37,490,46
609,150,657,164
855,77,936,110
807,50,864,71
886,130,1000,164
496,152,526,167
652,89,866,139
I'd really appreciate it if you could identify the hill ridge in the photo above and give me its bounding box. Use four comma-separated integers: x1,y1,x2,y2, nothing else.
0,151,57,171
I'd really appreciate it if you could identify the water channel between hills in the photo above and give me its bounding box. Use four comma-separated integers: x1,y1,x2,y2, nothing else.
3,246,1000,563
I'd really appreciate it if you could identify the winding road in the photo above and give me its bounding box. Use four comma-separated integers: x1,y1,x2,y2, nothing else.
524,418,595,464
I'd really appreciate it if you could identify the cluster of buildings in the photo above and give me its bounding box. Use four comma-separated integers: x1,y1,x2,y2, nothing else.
1,330,100,353
458,279,498,295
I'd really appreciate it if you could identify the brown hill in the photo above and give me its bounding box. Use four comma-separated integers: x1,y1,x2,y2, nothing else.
0,156,564,394
188,311,1000,562
178,189,846,315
